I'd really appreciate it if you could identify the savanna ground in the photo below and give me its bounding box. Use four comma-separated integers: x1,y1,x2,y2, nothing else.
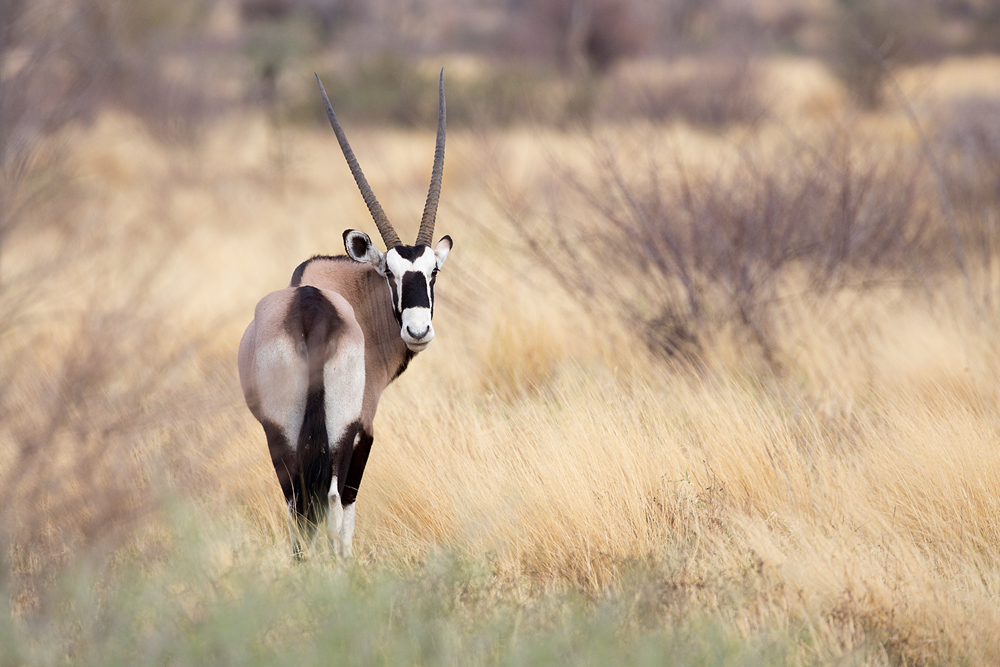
4,5,1000,664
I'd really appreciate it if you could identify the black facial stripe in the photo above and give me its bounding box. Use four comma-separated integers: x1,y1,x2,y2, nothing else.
429,273,437,316
387,276,403,326
401,271,430,310
393,245,430,262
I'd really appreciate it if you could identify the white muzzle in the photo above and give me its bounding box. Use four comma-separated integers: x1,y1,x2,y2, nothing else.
401,307,434,351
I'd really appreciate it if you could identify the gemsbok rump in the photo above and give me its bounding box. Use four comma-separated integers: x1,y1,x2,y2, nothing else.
238,72,453,558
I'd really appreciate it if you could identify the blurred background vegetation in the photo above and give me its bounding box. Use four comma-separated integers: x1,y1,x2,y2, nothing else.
4,0,1000,664
5,0,1000,140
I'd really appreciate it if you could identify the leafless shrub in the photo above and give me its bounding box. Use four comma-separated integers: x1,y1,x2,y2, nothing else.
610,57,764,128
0,239,235,605
228,0,996,75
303,59,555,130
242,0,296,21
495,131,946,366
935,96,1000,312
660,0,718,39
822,0,968,109
936,96,1000,211
3,328,161,584
57,0,216,143
514,0,647,74
0,0,225,590
582,1,647,72
303,51,764,131
2,312,161,574
1,0,216,268
824,0,896,109
969,3,1000,51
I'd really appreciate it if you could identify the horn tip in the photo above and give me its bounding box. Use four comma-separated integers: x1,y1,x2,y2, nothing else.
315,73,328,97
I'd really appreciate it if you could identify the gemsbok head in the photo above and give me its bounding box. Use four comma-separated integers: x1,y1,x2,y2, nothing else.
238,71,452,559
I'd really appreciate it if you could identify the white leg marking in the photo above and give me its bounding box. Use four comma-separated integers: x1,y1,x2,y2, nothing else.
340,503,356,559
320,303,364,560
327,479,345,557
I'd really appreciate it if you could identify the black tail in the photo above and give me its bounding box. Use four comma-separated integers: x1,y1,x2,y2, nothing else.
286,285,341,530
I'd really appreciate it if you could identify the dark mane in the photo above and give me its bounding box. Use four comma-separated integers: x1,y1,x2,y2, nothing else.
290,254,351,287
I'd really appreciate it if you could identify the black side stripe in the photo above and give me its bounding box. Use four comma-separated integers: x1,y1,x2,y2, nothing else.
282,286,343,528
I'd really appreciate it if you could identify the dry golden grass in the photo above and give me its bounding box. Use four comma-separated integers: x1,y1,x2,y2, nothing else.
4,56,1000,664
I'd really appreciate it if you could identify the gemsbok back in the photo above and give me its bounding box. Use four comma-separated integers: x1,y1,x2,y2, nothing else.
239,72,453,559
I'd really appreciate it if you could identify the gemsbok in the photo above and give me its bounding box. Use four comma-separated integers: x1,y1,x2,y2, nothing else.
238,72,453,558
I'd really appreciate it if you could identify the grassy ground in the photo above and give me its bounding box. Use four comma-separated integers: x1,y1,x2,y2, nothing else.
3,56,1000,665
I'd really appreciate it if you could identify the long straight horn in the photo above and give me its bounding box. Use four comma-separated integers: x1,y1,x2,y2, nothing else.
415,69,446,247
315,73,401,249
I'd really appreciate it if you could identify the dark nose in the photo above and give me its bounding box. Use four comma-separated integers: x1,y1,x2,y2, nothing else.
406,325,430,340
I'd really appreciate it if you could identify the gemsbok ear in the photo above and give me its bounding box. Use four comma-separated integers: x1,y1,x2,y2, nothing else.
344,229,387,274
433,235,452,269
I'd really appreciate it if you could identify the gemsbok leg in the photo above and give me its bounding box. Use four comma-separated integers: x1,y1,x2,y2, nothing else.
340,428,374,557
240,285,364,559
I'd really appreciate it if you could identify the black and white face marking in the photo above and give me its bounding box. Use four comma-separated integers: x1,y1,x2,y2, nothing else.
344,230,452,352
